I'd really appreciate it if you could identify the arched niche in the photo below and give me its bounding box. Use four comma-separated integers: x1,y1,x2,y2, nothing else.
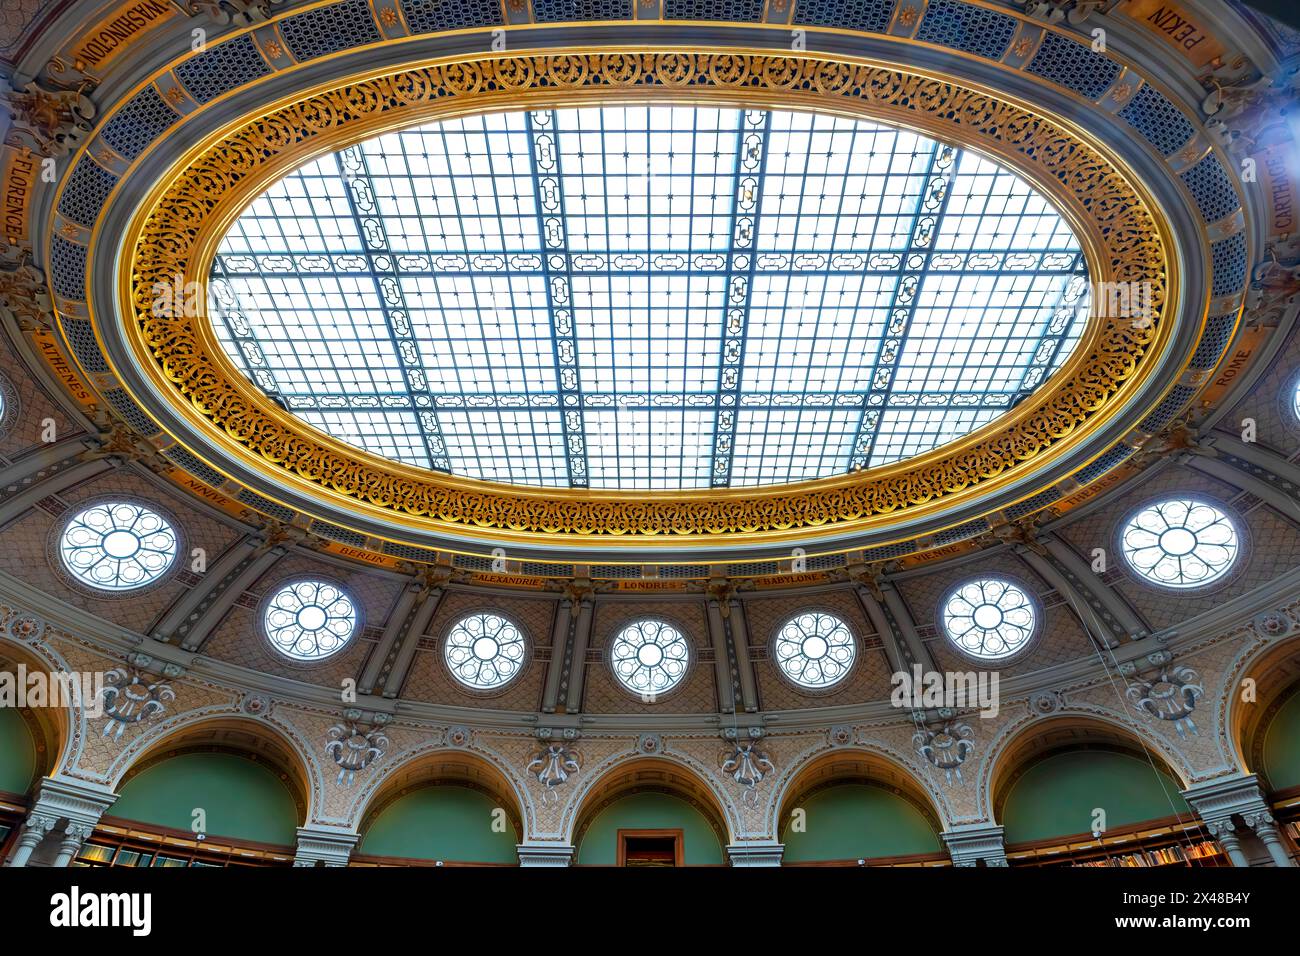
354,751,524,865
776,750,945,865
109,717,310,848
1257,683,1300,795
991,718,1191,847
573,758,728,866
1234,634,1300,793
0,706,39,798
0,642,72,785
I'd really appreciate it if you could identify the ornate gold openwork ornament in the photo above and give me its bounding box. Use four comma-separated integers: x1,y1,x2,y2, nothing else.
108,50,1174,545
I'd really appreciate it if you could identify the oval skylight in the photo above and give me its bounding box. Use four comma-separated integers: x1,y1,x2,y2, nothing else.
210,105,1088,491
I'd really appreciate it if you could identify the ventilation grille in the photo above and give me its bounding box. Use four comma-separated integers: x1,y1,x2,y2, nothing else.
806,553,846,571
174,34,271,103
279,0,381,61
63,318,109,373
454,553,496,572
236,488,296,521
664,0,763,20
1210,233,1247,296
163,446,227,487
1074,443,1134,484
99,86,179,161
795,0,895,32
915,0,1016,59
861,540,916,561
533,0,632,20
1003,486,1062,520
103,388,159,435
731,560,781,576
1180,154,1241,224
58,156,117,227
932,517,989,545
49,236,87,300
310,519,367,548
1026,32,1120,100
1188,313,1237,370
520,561,572,576
590,564,641,578
382,541,441,563
659,563,711,578
1118,85,1194,156
1138,384,1197,434
400,0,502,32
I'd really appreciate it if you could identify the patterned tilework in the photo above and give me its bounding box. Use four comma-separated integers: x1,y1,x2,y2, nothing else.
1054,462,1252,632
400,0,502,32
532,0,633,21
585,600,716,714
0,468,239,634
1026,32,1121,101
896,551,1094,680
202,551,402,685
173,34,271,104
98,86,179,161
794,0,896,32
278,0,381,61
1117,84,1195,157
58,157,117,228
1216,324,1300,457
914,0,1016,60
0,348,80,459
401,590,553,710
743,588,894,710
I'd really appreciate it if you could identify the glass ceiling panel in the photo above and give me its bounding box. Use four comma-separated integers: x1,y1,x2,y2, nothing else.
210,105,1089,491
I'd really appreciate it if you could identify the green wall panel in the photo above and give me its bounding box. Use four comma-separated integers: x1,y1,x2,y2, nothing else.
0,706,37,796
359,786,518,863
1262,687,1300,792
577,791,724,865
780,784,941,862
111,753,298,846
1001,750,1188,845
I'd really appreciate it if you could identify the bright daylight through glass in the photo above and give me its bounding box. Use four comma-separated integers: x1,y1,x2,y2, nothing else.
211,105,1089,490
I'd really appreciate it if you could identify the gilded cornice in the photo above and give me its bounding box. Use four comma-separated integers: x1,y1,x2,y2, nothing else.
112,51,1173,544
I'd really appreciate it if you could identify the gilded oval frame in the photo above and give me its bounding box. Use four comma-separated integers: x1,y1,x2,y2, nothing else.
101,49,1179,548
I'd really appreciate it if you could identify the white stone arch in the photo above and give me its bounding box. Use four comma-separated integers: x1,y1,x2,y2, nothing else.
764,736,956,840
976,704,1198,825
0,630,81,779
1217,623,1300,776
104,705,324,826
559,746,741,848
344,736,534,841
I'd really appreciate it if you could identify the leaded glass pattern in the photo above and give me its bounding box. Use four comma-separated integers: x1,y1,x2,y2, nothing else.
772,611,857,688
58,502,178,592
212,105,1088,490
1120,499,1240,589
443,612,527,689
609,619,690,697
940,578,1037,660
263,579,358,661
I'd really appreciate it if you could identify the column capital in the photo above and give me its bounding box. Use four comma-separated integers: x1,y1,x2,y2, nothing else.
1180,773,1270,825
726,841,784,867
517,843,575,867
30,776,118,827
293,826,360,867
942,823,1009,867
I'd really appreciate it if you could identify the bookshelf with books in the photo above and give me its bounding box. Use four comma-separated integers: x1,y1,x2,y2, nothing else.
1006,816,1227,868
71,817,294,868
